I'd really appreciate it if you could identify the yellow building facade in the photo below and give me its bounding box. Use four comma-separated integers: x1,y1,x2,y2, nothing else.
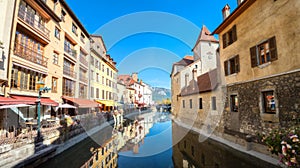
90,35,118,111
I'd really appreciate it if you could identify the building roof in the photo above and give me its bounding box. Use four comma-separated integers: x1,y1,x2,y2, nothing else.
181,69,218,96
212,0,256,34
192,25,218,50
173,56,194,66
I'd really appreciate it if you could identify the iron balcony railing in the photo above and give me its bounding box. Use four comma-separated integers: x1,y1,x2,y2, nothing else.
79,55,88,67
63,67,77,78
18,7,50,39
64,44,77,59
14,42,48,67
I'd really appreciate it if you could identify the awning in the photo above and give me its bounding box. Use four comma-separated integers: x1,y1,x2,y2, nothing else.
0,104,32,109
11,95,59,106
0,96,32,105
95,100,116,107
62,96,99,108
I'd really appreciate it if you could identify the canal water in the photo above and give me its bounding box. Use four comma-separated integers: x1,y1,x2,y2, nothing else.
39,112,278,168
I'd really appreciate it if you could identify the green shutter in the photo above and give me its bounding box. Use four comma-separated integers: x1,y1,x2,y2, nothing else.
250,46,257,67
269,36,278,61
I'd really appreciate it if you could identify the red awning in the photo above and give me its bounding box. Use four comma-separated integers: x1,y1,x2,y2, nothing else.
62,96,99,108
0,96,32,105
11,95,59,106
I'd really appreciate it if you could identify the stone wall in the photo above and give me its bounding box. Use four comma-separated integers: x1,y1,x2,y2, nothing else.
223,71,300,135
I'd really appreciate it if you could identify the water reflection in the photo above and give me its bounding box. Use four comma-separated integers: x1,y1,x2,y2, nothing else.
118,112,173,168
172,122,278,168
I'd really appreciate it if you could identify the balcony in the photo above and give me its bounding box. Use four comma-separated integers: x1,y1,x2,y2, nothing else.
63,67,77,78
79,56,88,67
64,44,77,59
79,75,88,83
14,42,48,67
18,7,50,39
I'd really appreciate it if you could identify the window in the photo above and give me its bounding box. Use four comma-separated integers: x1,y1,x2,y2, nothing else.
91,70,94,80
102,90,104,99
91,87,94,98
61,9,66,21
199,98,203,109
54,27,60,39
224,55,239,76
185,74,189,87
230,95,238,112
53,52,58,65
90,57,94,66
52,77,58,93
262,91,276,113
11,65,45,91
102,76,104,85
95,60,99,69
189,99,192,109
96,88,99,99
250,36,277,67
182,100,185,108
211,96,216,110
191,146,194,157
80,33,85,43
72,23,78,35
62,78,75,96
107,68,109,76
102,64,104,72
96,73,99,82
222,25,237,48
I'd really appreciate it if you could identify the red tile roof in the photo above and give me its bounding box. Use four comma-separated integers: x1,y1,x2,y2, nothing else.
192,25,218,50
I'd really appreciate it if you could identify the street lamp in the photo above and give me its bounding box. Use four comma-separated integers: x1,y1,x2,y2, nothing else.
36,80,51,138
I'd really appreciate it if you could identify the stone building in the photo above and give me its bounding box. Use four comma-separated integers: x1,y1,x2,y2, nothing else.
212,0,300,135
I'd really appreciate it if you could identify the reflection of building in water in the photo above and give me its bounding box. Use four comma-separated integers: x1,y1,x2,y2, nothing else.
172,123,277,168
114,112,155,153
80,136,118,168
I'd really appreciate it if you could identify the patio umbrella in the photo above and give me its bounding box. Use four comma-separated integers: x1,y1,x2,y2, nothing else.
58,103,77,109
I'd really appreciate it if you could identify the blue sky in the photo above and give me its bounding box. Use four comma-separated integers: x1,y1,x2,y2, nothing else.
65,0,237,88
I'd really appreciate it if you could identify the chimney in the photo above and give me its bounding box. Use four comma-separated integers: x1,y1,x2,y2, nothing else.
237,0,245,5
192,69,197,90
132,72,138,82
222,4,231,20
192,68,197,82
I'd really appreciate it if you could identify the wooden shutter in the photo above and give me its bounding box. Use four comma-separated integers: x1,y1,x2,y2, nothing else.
222,34,227,49
269,36,278,61
250,46,257,67
235,55,240,73
224,61,228,76
232,25,237,42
